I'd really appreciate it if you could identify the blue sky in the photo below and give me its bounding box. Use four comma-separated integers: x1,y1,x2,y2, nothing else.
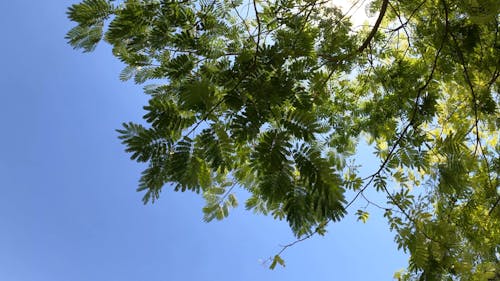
0,1,406,280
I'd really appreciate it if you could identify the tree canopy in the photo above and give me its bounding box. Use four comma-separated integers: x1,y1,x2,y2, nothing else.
66,0,499,279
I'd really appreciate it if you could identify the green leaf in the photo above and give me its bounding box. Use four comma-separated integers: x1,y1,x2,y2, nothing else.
65,23,104,52
269,255,285,270
355,210,369,223
119,65,137,81
228,194,238,208
67,0,114,26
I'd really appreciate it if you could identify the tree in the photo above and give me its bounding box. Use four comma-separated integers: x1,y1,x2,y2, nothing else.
66,0,499,279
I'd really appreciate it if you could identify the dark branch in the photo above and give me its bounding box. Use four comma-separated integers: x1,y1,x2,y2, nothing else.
252,0,261,55
357,0,389,54
490,196,500,215
322,0,389,64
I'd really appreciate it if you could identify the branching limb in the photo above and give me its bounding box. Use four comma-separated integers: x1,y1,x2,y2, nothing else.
388,0,427,32
360,192,396,212
252,0,261,55
356,0,389,54
388,1,411,47
322,0,389,65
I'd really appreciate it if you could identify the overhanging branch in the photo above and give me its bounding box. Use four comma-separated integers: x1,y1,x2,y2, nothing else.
357,0,389,54
322,0,389,64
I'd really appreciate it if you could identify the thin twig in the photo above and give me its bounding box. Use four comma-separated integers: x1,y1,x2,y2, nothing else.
388,0,427,32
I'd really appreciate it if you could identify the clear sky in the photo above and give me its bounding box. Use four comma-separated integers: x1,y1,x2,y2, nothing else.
0,1,406,280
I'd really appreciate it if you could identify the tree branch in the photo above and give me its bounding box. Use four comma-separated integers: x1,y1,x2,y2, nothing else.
322,0,389,64
357,0,389,54
252,0,261,55
388,0,427,32
489,196,500,215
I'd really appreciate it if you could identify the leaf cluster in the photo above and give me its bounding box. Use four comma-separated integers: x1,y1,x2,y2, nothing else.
67,0,500,278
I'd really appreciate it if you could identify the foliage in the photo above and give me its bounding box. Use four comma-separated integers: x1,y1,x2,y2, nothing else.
67,0,500,279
